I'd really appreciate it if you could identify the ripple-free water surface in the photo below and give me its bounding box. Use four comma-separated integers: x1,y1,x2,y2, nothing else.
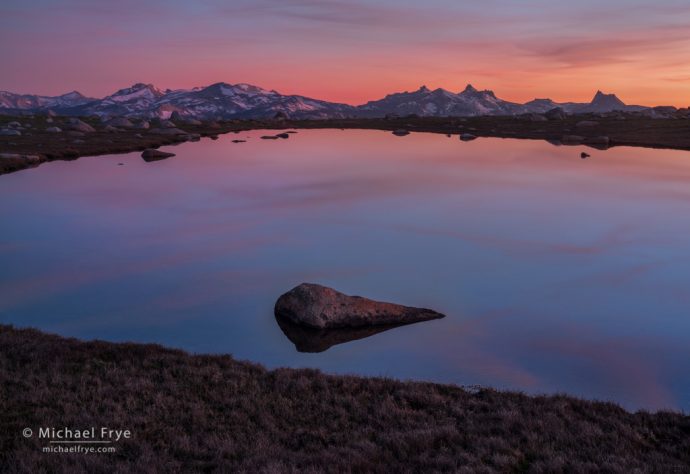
2,129,690,410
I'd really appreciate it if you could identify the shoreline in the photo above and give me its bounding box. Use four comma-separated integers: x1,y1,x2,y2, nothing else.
1,324,688,471
2,114,690,176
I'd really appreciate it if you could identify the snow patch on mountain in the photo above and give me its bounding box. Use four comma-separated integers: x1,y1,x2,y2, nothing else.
0,82,651,119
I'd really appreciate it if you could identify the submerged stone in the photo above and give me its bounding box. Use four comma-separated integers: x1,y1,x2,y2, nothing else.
141,149,175,161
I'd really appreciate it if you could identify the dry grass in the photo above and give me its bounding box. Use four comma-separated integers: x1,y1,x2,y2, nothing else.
1,325,688,473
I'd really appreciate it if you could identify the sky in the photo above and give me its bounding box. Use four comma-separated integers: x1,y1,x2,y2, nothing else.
1,0,690,106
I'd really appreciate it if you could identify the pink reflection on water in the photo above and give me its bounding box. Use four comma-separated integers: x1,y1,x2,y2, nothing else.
0,234,286,311
2,129,690,410
525,326,678,409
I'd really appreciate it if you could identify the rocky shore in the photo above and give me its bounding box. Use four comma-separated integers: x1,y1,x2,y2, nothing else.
2,113,690,176
0,325,688,472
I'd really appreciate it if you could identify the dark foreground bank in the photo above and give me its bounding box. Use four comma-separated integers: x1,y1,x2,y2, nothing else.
0,326,688,473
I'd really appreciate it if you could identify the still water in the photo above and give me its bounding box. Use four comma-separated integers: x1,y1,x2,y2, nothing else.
1,129,689,411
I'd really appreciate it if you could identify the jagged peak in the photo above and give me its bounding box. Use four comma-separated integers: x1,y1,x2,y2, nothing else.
591,90,624,104
112,83,161,95
60,90,85,98
130,83,158,91
459,84,496,98
417,85,430,93
593,90,617,99
235,82,266,91
203,82,233,90
205,82,272,95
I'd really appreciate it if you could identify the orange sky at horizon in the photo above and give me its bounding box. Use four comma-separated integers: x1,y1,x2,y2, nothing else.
2,0,690,107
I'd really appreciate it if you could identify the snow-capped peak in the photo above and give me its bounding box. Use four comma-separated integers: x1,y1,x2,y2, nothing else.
0,80,650,119
59,91,85,99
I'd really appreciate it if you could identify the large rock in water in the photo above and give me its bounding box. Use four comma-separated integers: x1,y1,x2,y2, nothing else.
141,149,175,161
274,283,445,329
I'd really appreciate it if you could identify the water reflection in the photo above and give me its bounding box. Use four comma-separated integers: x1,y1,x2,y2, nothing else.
1,129,690,411
275,314,428,353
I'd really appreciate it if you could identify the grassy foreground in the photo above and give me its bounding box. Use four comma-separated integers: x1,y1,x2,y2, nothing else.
0,326,688,473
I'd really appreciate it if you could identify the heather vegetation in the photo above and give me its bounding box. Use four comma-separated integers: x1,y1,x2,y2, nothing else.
1,325,688,473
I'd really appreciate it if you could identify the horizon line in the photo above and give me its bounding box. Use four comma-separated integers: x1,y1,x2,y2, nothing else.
1,81,684,109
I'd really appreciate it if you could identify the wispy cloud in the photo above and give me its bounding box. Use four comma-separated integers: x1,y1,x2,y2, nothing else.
2,0,690,105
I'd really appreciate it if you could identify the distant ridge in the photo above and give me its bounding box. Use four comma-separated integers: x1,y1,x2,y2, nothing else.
0,82,655,119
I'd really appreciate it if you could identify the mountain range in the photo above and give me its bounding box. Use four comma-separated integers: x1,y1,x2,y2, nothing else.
0,82,652,120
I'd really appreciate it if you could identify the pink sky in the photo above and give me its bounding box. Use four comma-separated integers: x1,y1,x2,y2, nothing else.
2,0,690,106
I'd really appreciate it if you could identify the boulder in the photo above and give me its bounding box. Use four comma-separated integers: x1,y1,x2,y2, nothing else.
64,119,96,133
133,120,150,130
261,135,279,140
0,129,21,136
274,283,445,330
545,108,566,120
181,133,201,142
583,136,610,146
581,152,590,159
561,135,585,144
169,111,184,122
232,139,246,143
148,127,187,135
0,153,41,163
103,125,120,133
45,127,62,133
392,129,410,136
276,132,290,139
460,133,477,141
105,117,134,128
7,121,21,128
0,152,42,172
141,149,175,161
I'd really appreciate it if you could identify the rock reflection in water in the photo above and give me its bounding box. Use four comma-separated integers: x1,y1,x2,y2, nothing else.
275,314,418,353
